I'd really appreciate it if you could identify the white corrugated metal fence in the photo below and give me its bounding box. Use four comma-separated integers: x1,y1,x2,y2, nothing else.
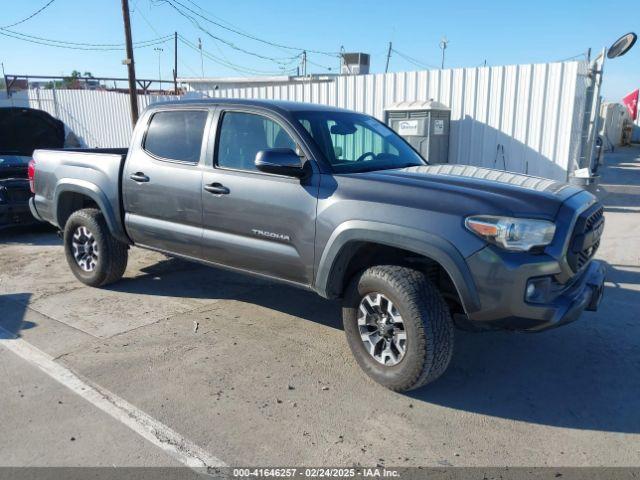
6,60,593,181
26,88,178,148
208,61,590,181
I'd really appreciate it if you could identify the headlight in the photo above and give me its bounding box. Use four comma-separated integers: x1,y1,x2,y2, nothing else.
465,215,556,252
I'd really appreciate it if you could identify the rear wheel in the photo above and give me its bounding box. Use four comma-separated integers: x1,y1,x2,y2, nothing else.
63,208,128,287
342,265,454,392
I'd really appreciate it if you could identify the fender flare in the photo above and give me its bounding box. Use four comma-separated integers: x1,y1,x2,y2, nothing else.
53,179,129,243
314,220,481,314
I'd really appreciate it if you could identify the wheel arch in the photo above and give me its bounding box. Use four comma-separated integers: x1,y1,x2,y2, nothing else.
54,179,130,244
315,221,481,314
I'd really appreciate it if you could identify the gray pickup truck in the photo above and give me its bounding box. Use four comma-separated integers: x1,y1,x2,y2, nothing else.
29,99,606,391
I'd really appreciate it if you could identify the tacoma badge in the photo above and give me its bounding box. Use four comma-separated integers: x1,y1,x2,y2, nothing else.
251,229,291,242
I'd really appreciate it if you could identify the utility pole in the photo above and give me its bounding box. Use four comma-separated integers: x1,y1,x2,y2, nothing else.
198,38,204,78
154,47,163,91
384,41,392,73
121,0,138,125
439,36,448,70
301,50,307,76
173,32,178,94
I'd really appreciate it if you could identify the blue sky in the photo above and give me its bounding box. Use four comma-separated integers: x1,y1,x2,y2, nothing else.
0,0,638,101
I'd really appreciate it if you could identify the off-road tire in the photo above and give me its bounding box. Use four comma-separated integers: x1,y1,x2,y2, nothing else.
63,208,128,287
343,265,454,391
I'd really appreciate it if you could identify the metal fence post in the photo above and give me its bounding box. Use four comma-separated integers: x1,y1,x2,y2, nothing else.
52,81,60,118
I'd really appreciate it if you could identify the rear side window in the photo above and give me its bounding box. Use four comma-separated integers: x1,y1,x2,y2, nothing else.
216,111,296,172
144,110,208,163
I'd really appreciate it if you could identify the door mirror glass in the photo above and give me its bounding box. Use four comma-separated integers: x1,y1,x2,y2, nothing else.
255,148,307,178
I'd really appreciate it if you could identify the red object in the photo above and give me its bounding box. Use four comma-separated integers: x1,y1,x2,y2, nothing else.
28,159,36,193
622,89,639,120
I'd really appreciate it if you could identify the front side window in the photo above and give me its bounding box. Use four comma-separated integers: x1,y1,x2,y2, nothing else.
144,110,208,163
294,111,425,173
216,111,296,172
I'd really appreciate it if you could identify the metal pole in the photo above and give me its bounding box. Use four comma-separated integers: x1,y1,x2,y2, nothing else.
173,32,178,94
384,42,392,73
2,62,9,97
439,36,448,69
154,47,163,91
302,50,307,76
121,0,138,125
198,38,204,78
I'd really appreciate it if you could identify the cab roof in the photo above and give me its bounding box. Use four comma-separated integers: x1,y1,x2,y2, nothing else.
149,98,354,115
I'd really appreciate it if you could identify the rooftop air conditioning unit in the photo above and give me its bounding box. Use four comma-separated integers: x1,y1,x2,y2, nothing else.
341,53,370,75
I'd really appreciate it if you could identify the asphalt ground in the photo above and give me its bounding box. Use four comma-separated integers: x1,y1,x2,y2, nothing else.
0,146,639,469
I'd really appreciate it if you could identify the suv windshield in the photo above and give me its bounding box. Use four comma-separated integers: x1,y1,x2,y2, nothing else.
294,111,425,173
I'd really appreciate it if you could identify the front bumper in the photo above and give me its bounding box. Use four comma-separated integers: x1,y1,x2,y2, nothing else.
0,200,38,230
0,179,39,229
465,246,606,332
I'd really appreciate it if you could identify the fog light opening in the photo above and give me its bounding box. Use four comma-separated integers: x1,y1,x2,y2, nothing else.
525,276,553,303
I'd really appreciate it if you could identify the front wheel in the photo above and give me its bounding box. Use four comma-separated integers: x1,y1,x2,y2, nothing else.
342,265,454,392
63,208,128,287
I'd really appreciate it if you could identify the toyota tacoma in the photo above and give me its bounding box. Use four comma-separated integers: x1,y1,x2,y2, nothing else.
29,99,606,391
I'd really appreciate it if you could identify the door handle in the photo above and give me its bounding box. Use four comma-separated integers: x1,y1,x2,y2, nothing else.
204,183,230,195
130,172,150,183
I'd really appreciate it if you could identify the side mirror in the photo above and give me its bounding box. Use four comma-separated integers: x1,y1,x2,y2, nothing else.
255,148,308,178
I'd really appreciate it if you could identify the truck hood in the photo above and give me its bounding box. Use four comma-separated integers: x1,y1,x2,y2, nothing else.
0,107,65,157
355,164,583,218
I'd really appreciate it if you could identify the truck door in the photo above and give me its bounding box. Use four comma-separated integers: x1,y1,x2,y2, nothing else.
200,108,319,286
122,108,209,258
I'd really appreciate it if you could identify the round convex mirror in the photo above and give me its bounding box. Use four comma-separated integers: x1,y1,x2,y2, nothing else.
607,32,637,59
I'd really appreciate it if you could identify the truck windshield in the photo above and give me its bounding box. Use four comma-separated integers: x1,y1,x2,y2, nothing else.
294,111,426,173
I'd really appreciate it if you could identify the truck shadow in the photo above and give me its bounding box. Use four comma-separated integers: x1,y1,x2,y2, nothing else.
0,224,60,246
108,257,344,330
109,256,640,433
412,262,640,434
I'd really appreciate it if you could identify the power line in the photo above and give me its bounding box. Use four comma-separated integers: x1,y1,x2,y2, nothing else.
555,52,588,62
153,0,339,57
183,0,333,71
2,0,56,29
305,58,334,72
131,5,201,77
153,0,300,66
0,27,171,50
391,47,439,70
178,34,296,77
178,35,296,76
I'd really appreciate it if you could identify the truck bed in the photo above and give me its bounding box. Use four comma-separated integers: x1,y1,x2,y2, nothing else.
31,148,129,242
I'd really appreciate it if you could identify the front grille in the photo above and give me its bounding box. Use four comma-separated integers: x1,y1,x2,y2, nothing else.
567,204,604,272
0,179,31,204
6,188,31,203
0,167,28,180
